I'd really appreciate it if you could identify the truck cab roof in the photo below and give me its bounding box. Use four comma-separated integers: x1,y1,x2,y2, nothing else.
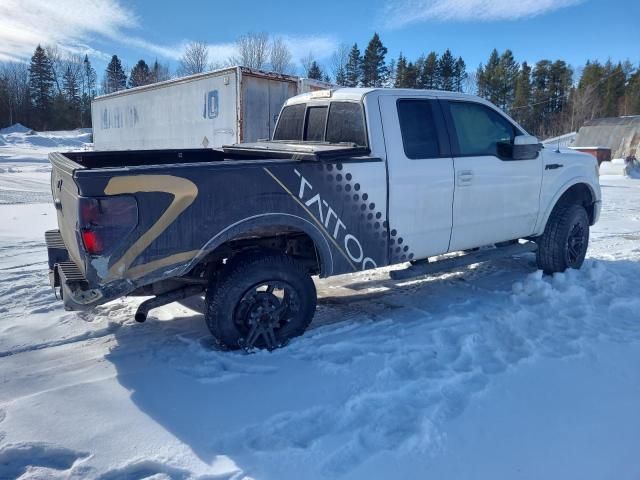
283,87,490,107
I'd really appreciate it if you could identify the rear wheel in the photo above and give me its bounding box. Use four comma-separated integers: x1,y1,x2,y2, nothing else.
205,252,317,350
536,203,590,274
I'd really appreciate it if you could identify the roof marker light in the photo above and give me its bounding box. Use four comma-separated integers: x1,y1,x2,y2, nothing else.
310,89,332,98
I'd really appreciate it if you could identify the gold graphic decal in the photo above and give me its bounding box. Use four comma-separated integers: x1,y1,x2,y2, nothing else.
104,175,198,279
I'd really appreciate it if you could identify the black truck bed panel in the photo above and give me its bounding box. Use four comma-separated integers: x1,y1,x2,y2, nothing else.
49,145,392,303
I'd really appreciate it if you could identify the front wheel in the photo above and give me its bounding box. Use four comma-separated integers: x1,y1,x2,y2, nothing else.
205,253,317,350
536,203,590,274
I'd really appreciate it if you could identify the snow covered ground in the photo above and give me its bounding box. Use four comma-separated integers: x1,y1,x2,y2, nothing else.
0,130,639,479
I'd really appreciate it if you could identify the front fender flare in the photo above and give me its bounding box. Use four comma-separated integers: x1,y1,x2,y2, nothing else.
533,177,599,236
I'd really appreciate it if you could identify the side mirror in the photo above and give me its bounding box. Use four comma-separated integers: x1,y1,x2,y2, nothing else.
498,135,542,160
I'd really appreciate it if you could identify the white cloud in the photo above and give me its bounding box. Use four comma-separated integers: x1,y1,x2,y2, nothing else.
0,0,137,61
382,0,583,29
0,0,339,75
280,35,338,62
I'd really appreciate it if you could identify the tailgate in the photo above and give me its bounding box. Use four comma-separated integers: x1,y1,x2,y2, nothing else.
49,152,85,273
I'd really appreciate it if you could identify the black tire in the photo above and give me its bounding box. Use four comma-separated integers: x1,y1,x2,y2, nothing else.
205,252,317,350
536,203,590,274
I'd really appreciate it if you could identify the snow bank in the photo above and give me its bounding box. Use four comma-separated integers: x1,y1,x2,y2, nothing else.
0,123,32,134
599,159,640,177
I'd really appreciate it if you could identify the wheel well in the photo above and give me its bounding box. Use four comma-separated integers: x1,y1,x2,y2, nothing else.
554,183,596,224
189,225,323,280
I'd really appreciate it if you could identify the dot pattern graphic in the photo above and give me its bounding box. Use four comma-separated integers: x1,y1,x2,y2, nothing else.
316,161,414,264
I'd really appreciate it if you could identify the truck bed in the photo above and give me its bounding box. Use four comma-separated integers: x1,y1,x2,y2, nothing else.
58,142,371,170
48,142,386,310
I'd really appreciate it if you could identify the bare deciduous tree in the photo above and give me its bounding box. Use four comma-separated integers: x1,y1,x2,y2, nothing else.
178,41,210,76
234,32,270,70
0,62,29,125
45,45,64,95
331,43,350,85
269,37,292,74
300,52,315,77
570,82,600,132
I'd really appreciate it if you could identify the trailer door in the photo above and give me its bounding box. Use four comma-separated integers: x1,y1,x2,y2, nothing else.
242,76,297,142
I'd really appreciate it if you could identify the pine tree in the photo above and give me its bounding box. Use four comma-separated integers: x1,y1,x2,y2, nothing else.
477,49,501,104
129,59,152,88
80,55,96,127
624,68,640,115
437,49,456,91
453,56,467,92
362,33,387,87
345,44,362,87
417,52,439,89
497,49,518,111
530,59,572,136
394,53,407,88
602,60,626,117
28,45,55,130
62,65,80,104
61,64,81,128
0,76,9,126
104,55,127,94
531,60,552,136
404,61,418,88
335,64,347,86
151,59,171,83
307,61,323,80
82,55,97,97
385,58,396,88
512,62,533,131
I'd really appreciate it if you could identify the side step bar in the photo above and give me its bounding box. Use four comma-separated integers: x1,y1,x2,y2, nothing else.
389,241,537,281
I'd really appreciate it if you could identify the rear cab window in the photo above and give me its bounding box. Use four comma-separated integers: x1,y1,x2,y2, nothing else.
273,103,305,141
273,101,367,146
303,106,328,141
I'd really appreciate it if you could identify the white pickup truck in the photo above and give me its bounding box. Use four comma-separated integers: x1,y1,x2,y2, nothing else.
46,88,601,350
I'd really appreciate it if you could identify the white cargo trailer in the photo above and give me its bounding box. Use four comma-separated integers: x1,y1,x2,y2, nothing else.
91,66,331,151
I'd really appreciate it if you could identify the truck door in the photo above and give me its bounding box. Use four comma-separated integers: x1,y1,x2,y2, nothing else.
378,96,455,261
442,100,542,251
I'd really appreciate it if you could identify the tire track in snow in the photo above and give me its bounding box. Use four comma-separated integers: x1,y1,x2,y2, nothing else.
0,321,123,358
0,442,90,479
214,259,640,475
94,458,239,480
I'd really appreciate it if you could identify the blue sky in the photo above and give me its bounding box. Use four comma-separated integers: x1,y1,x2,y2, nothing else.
1,0,638,78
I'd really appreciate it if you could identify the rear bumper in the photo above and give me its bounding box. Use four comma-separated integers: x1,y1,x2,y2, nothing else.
46,229,105,311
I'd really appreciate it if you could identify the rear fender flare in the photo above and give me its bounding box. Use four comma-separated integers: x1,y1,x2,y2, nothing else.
187,213,334,277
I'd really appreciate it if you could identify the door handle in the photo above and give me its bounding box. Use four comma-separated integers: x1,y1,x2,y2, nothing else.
457,170,474,186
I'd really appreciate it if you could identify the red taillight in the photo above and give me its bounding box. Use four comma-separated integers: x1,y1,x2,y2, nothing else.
81,229,103,254
78,196,137,255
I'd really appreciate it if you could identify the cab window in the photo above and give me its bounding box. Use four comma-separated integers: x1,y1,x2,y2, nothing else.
448,102,516,156
397,99,441,159
303,106,328,141
325,102,366,146
273,104,305,141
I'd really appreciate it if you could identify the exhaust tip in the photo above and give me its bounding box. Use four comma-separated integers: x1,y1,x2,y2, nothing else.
134,311,147,323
